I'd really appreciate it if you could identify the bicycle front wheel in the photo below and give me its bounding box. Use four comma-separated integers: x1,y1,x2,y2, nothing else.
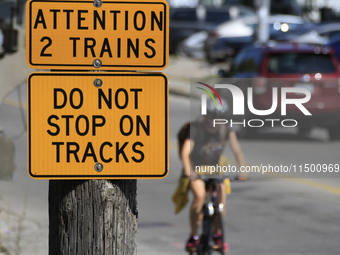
199,210,213,255
216,210,225,255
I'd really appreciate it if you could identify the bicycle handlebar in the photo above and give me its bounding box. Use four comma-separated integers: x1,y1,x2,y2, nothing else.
197,174,243,182
229,176,240,182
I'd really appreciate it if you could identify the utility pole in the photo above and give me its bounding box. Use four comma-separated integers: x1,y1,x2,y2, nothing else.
26,0,169,254
256,0,271,44
49,180,138,255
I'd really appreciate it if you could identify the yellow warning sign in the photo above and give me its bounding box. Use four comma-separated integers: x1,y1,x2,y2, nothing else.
26,0,169,70
28,72,168,179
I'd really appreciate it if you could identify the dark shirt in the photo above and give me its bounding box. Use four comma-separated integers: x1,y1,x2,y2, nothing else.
189,121,229,166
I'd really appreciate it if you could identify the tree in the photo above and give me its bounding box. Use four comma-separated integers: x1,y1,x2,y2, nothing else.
49,180,138,255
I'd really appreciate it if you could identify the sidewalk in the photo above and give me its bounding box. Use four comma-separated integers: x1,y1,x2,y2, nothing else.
164,56,224,97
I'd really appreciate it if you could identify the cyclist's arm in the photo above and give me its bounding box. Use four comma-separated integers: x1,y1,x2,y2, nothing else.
228,130,248,181
180,138,197,179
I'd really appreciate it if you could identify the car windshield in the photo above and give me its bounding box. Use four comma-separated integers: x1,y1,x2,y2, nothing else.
268,53,336,74
171,10,197,21
171,9,230,23
206,11,230,23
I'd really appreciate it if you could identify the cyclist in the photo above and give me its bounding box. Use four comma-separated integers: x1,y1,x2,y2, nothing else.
180,98,248,253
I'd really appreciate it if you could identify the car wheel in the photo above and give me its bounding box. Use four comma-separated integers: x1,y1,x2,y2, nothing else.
206,54,217,64
328,126,340,141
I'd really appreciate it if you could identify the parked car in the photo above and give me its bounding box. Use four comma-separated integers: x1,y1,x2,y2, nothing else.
327,33,340,60
306,24,340,62
224,0,302,16
175,30,208,59
275,22,340,45
204,15,308,63
221,43,340,140
169,5,255,53
0,29,4,58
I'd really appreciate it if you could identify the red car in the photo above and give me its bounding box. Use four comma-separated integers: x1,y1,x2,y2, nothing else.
225,43,340,140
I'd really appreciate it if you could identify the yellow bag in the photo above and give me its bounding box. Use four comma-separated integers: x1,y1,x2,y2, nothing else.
219,155,231,194
172,172,190,214
223,178,231,195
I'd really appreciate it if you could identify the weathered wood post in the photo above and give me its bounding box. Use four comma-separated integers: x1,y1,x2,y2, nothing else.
49,180,138,255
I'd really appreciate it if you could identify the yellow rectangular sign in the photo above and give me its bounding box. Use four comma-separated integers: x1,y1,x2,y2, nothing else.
28,72,168,179
26,0,169,70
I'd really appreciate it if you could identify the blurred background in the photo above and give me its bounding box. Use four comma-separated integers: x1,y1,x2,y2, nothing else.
1,0,340,254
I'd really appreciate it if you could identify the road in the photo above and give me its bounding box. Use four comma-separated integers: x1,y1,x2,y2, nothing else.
138,94,340,255
0,57,340,255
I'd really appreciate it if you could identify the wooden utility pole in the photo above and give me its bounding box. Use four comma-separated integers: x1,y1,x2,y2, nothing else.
26,1,168,254
48,180,138,255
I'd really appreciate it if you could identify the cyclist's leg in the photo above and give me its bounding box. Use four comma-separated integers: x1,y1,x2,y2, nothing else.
214,182,226,233
189,178,206,236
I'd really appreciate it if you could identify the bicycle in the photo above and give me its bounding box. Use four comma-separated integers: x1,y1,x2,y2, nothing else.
189,174,239,255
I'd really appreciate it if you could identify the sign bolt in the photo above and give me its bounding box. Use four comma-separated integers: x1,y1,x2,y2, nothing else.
95,163,103,172
93,59,102,68
93,0,102,8
94,78,103,88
